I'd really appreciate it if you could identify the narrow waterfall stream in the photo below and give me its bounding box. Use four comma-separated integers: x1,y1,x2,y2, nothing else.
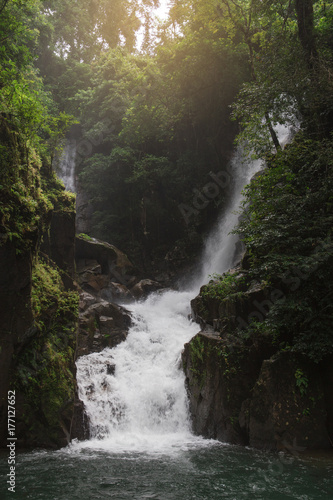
74,129,291,454
56,138,77,192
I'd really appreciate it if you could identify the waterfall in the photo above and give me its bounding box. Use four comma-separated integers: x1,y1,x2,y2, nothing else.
196,123,292,286
76,290,200,453
74,124,291,454
57,139,76,192
195,150,262,287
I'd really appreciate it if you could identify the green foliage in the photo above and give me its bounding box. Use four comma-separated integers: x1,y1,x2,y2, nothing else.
15,257,79,427
0,124,53,250
235,136,333,362
295,368,309,397
78,232,93,241
202,271,246,301
74,29,244,257
227,0,333,154
189,335,207,388
0,0,78,253
31,258,79,328
41,0,146,62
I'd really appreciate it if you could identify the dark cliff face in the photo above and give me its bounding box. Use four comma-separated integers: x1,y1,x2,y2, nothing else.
0,166,79,449
0,243,35,447
40,195,76,290
183,272,333,452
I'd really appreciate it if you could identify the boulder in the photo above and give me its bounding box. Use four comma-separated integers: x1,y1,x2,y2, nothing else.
77,296,132,357
99,315,116,333
81,300,131,327
244,352,331,451
76,238,137,303
75,235,134,283
100,282,133,304
191,273,268,333
78,270,109,295
130,279,162,299
182,331,275,445
79,291,97,311
183,323,333,451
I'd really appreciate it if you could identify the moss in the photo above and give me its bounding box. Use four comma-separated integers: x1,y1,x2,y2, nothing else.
14,256,79,439
78,232,93,241
0,122,54,252
201,271,247,301
41,170,76,214
189,335,215,390
0,120,76,256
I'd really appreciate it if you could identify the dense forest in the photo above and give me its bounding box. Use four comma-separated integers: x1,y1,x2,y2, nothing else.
0,0,333,451
2,0,333,262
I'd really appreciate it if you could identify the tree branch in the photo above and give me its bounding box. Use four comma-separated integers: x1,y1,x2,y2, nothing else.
0,0,10,16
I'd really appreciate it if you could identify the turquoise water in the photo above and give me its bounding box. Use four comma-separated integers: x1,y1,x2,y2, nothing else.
1,443,332,499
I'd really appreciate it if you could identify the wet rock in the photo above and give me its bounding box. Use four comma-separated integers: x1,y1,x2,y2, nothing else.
79,291,98,311
75,235,135,282
78,269,109,295
99,316,116,334
191,273,270,334
184,299,333,451
106,364,116,375
182,331,275,446
70,398,90,441
100,282,133,304
130,279,162,299
77,297,132,357
82,300,131,326
245,352,331,450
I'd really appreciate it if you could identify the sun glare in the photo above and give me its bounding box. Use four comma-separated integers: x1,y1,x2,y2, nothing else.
136,1,170,51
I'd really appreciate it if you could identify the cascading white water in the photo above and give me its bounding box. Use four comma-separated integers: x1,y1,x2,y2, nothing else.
74,124,292,455
76,290,200,453
195,151,262,287
196,123,292,286
57,139,76,192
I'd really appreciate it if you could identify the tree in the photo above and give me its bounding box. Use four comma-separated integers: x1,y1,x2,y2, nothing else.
227,0,333,154
295,0,318,68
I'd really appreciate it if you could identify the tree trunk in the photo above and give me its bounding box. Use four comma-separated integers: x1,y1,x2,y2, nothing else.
295,0,318,69
265,113,281,152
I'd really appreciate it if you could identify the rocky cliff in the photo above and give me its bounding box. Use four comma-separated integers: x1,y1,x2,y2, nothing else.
183,266,333,452
0,163,79,448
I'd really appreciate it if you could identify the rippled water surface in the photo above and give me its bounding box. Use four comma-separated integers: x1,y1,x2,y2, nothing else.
1,444,332,499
